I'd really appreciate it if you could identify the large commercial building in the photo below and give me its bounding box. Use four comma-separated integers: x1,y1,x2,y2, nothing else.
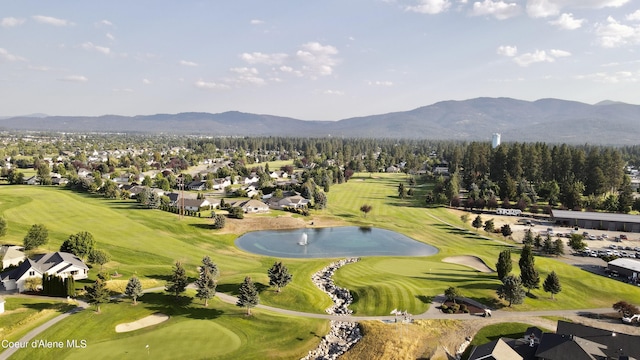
551,209,640,233
607,258,640,281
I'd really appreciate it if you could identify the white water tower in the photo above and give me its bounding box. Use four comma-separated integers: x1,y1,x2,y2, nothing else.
492,133,501,148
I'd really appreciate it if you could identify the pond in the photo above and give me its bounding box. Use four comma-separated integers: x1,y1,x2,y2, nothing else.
234,226,439,258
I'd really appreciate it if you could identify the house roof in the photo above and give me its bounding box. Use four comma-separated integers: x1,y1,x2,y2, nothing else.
0,245,25,261
468,338,523,360
556,320,640,359
2,252,88,281
534,333,604,360
233,199,268,209
551,209,640,224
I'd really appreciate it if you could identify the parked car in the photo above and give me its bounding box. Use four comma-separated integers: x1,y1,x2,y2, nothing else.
610,244,618,249
620,234,628,240
601,234,609,239
634,247,640,252
588,235,597,240
625,246,633,250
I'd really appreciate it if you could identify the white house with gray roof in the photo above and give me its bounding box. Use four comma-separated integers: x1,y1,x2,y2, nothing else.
0,252,88,292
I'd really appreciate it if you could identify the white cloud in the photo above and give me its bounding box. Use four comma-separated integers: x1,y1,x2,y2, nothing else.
405,0,451,14
32,15,71,27
142,78,151,85
99,20,113,26
58,75,88,83
626,10,640,22
549,13,584,29
471,0,521,20
112,88,133,93
81,42,111,55
549,49,571,57
106,33,115,41
279,65,303,77
368,80,394,86
526,0,630,18
28,65,52,71
576,71,638,83
194,79,229,90
179,60,198,67
250,19,265,25
1,17,25,28
497,45,518,57
0,48,26,62
229,67,266,85
595,16,640,48
323,90,345,96
240,52,288,65
296,42,339,78
513,50,555,66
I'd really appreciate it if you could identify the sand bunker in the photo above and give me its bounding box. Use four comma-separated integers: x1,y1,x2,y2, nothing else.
442,256,494,273
115,313,169,333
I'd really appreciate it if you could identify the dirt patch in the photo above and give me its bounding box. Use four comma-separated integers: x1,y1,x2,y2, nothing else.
216,213,349,235
115,313,169,333
443,255,494,273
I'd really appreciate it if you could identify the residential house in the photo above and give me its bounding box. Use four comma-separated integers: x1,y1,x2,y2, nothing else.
51,177,69,186
188,181,206,191
0,245,26,269
77,168,91,178
178,198,212,212
469,321,640,360
269,171,288,179
0,252,89,292
271,195,310,210
212,178,231,190
232,199,269,213
23,176,39,185
243,175,259,185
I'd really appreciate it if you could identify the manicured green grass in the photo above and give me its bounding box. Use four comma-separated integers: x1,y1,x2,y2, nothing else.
9,291,328,360
0,296,75,346
327,173,640,314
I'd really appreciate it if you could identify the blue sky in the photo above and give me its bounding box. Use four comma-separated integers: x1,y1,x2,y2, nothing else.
1,0,639,120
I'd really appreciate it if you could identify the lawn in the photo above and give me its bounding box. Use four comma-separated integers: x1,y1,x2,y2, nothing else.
9,291,329,360
0,296,75,347
3,175,640,358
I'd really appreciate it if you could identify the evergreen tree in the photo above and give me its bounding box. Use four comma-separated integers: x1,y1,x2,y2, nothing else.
201,256,219,278
195,265,216,306
522,229,534,246
166,261,188,300
86,277,110,313
125,276,143,305
543,235,554,254
519,244,540,294
472,215,483,232
553,239,565,256
542,271,562,300
497,274,525,307
398,182,405,199
483,219,495,233
236,276,259,315
496,250,512,281
500,224,513,238
267,261,293,293
65,276,76,297
534,234,542,249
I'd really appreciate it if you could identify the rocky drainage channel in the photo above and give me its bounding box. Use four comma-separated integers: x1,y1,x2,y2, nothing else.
301,258,362,360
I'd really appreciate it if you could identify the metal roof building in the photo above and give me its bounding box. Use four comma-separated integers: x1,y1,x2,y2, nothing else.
551,209,640,233
608,258,640,280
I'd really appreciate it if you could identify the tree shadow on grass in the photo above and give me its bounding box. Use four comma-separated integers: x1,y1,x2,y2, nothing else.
189,223,214,230
136,292,226,320
216,282,269,296
415,295,432,304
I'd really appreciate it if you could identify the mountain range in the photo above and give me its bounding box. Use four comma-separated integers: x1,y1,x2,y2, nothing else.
1,97,638,144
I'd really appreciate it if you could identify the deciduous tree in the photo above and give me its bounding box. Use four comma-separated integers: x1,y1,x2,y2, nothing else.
444,286,460,304
60,231,96,260
23,224,48,250
472,215,483,232
88,249,110,269
613,301,640,318
360,204,372,218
